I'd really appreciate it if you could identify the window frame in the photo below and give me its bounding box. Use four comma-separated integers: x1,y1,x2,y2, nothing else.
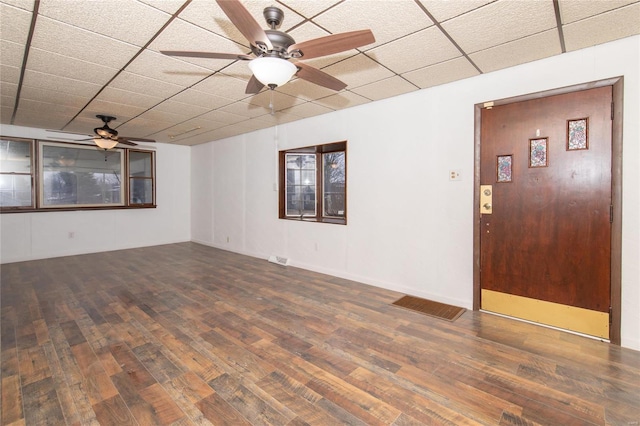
0,137,35,210
279,141,347,225
0,138,156,213
127,149,156,207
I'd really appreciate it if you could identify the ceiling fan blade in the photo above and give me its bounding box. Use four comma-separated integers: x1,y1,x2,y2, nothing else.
216,0,273,51
160,50,252,61
295,63,347,91
288,30,375,60
245,75,265,94
116,139,138,146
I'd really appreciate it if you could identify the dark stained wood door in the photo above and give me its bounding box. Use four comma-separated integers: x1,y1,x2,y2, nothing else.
480,86,612,338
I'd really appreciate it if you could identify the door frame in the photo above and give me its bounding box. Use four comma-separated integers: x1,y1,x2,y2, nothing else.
473,77,624,345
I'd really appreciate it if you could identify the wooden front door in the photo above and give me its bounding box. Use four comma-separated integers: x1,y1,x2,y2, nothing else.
479,86,613,339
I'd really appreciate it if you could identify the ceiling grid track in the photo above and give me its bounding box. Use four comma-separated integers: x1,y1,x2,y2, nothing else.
553,0,567,53
10,0,40,125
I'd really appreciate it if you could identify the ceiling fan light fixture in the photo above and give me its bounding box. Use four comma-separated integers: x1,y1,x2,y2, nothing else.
248,57,297,88
94,138,118,150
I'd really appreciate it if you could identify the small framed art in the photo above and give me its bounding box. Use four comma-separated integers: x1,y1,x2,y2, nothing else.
529,137,548,168
496,155,512,183
567,118,588,150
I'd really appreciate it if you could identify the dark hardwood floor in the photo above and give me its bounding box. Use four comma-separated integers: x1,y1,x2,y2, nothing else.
1,242,639,425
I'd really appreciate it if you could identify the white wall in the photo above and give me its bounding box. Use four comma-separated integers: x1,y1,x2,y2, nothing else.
0,125,191,263
191,36,640,350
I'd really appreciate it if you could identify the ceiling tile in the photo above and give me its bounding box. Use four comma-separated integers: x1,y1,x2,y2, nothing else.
313,91,370,110
367,26,461,74
125,50,212,87
559,0,637,24
83,100,148,123
0,3,32,44
13,109,73,129
279,101,334,119
219,101,270,119
276,77,336,101
27,48,119,85
402,57,480,89
137,0,186,15
190,73,252,100
322,54,395,89
313,1,433,49
418,0,494,22
350,76,418,102
279,0,341,19
37,0,172,46
109,72,184,98
19,85,89,109
22,69,103,97
246,90,305,111
2,93,16,109
442,0,557,53
95,87,164,110
471,29,562,73
113,117,177,138
1,0,35,11
30,16,140,69
0,81,17,99
151,99,210,119
1,64,20,85
1,40,25,68
563,3,640,52
169,88,235,110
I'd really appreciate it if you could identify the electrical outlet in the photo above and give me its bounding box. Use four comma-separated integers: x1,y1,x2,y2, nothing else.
449,170,462,181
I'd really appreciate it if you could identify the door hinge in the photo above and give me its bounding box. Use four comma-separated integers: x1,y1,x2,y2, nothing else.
609,306,613,325
610,205,614,223
611,102,614,120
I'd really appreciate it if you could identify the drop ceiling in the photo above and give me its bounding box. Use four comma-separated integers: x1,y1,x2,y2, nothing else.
1,0,638,146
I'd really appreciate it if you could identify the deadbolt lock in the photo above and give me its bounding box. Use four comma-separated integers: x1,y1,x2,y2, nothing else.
480,184,493,214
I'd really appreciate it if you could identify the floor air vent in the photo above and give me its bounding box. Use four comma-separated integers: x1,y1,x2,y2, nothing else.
268,255,290,266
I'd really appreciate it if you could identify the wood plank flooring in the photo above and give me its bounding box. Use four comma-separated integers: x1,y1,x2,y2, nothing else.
1,242,639,425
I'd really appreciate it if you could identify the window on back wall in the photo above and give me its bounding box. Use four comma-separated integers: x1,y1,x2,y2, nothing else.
279,141,346,224
0,137,35,209
0,138,155,212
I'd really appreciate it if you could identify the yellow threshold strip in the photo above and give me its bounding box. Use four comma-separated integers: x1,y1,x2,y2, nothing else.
481,289,609,339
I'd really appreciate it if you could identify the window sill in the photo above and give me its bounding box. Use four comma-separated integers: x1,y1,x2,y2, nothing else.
0,205,157,214
280,216,346,225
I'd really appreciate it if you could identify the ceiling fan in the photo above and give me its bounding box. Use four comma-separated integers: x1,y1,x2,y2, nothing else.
48,115,156,150
161,0,375,94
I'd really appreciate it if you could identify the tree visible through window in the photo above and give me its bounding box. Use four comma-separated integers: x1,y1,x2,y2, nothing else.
279,141,346,224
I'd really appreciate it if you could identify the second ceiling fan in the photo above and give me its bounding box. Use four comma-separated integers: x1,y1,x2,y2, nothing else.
161,0,375,94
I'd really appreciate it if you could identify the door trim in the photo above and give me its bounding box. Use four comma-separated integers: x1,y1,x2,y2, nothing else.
473,77,623,345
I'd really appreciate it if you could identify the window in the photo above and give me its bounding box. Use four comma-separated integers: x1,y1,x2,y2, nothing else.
279,141,346,224
0,138,155,212
0,138,34,208
41,142,124,208
129,150,155,205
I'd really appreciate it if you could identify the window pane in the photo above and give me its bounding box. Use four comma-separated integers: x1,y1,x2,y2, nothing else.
323,151,346,217
130,178,152,204
130,151,152,177
41,144,123,207
0,139,31,173
0,175,32,207
285,153,316,217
